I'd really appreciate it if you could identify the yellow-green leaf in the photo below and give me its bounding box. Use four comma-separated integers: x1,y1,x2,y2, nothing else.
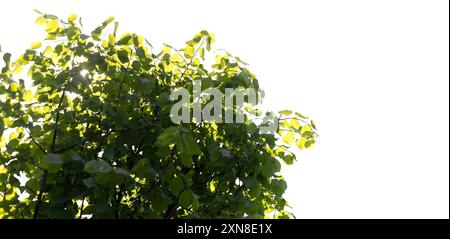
183,45,195,58
108,34,116,46
278,110,292,116
171,54,181,63
288,119,300,130
311,120,317,130
295,112,308,119
43,46,53,57
296,137,307,149
282,132,295,145
68,14,78,22
192,57,200,66
23,90,34,102
35,16,46,26
9,82,19,92
300,124,312,134
9,132,18,141
31,41,42,49
199,47,205,59
12,66,23,75
45,19,59,33
209,180,217,193
0,165,7,174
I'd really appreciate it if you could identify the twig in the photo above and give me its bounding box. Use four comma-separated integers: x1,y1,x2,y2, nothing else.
79,195,86,219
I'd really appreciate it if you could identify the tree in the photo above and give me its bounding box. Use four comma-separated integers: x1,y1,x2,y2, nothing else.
0,12,317,219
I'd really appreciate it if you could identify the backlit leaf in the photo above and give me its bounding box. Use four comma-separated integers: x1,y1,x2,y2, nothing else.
282,132,294,145
45,19,59,33
68,14,78,22
31,42,42,49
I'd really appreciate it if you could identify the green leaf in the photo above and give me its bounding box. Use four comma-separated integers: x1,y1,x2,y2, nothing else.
261,159,274,178
117,34,132,45
179,133,201,155
156,93,170,106
117,49,129,64
95,171,126,185
82,177,95,188
26,178,40,193
192,196,199,211
3,53,11,66
179,155,192,168
137,77,155,95
295,112,309,119
41,153,63,173
131,159,155,178
281,154,295,165
169,176,184,196
270,179,287,196
305,140,315,149
70,151,82,161
114,168,130,177
179,189,193,208
84,160,112,174
177,133,201,167
155,127,180,147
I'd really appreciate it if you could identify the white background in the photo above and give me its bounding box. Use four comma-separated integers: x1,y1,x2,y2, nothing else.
1,0,448,219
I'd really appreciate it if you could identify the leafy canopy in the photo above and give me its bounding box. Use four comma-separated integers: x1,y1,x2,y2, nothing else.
0,12,318,219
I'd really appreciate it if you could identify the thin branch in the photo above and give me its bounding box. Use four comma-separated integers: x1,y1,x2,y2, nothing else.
32,170,48,219
54,143,79,153
79,194,86,219
25,185,37,196
33,88,66,219
51,89,66,152
164,202,180,219
278,116,310,125
176,40,205,87
26,130,46,154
